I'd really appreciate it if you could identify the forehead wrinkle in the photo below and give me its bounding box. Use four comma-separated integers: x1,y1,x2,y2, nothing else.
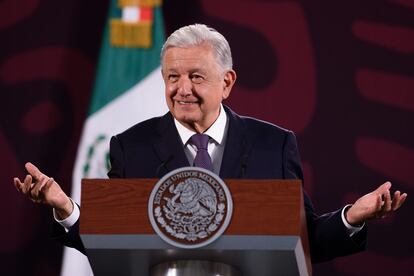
164,46,215,61
164,58,203,72
165,61,210,75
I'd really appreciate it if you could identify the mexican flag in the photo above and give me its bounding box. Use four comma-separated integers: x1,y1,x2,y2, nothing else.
61,1,167,275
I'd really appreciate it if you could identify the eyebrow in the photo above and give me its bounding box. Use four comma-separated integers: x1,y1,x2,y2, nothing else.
164,68,208,75
189,68,207,74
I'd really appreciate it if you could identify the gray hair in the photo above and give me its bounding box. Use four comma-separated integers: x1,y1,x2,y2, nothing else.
161,24,233,71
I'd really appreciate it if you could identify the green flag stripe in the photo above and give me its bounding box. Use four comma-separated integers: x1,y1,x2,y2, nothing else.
88,2,165,115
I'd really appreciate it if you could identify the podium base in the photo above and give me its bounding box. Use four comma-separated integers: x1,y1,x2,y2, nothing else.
150,260,241,276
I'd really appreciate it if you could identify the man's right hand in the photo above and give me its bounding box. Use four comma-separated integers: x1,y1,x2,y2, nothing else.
14,162,73,220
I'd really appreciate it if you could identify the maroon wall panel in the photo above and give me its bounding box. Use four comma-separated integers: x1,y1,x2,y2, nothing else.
1,0,412,275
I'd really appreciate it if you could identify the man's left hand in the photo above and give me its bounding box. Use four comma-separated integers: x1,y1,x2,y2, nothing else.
345,182,407,226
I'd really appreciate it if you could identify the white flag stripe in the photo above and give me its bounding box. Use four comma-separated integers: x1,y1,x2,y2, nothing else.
72,67,166,203
60,248,93,276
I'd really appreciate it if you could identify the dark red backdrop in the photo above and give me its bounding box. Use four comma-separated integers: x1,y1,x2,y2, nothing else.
1,0,413,275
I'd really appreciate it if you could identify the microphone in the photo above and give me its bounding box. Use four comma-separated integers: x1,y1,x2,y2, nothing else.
156,154,174,178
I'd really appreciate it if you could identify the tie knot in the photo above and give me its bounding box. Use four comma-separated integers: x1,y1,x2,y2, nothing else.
190,133,210,150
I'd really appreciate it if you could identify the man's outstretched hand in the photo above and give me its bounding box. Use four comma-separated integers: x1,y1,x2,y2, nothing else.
14,162,73,220
346,182,407,226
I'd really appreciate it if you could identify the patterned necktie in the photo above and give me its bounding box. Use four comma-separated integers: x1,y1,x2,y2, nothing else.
190,133,213,171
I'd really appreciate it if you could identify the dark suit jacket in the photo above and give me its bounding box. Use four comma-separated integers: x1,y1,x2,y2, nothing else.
52,105,366,263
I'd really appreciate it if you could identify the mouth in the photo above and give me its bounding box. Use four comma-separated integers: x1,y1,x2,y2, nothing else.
175,100,199,105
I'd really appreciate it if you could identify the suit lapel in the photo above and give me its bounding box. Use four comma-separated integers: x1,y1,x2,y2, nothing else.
152,112,189,176
219,106,250,179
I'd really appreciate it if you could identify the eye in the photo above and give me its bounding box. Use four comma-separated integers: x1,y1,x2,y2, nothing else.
190,74,204,84
168,74,179,83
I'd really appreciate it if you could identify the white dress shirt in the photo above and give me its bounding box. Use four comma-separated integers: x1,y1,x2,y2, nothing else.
174,104,228,175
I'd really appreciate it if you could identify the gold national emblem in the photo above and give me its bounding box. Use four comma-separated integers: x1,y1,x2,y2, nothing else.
148,167,233,248
110,0,162,48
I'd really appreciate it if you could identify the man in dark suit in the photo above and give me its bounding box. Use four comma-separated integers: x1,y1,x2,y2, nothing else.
14,24,407,263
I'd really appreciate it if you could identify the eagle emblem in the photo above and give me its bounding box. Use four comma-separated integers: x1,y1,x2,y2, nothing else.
148,167,233,248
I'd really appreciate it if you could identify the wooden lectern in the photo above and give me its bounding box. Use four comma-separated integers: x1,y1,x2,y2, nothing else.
80,179,312,276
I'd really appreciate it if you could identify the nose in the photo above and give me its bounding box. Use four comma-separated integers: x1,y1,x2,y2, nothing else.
177,76,192,97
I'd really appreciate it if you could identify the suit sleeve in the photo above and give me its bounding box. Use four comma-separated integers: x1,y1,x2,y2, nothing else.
107,135,125,178
282,131,304,180
283,131,367,263
50,206,86,255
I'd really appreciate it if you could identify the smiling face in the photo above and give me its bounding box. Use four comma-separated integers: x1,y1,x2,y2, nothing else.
162,45,236,133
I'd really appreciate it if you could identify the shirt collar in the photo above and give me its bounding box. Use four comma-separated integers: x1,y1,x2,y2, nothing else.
174,104,227,145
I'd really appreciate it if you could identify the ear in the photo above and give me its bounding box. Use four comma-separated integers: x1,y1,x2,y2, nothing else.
222,70,237,100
